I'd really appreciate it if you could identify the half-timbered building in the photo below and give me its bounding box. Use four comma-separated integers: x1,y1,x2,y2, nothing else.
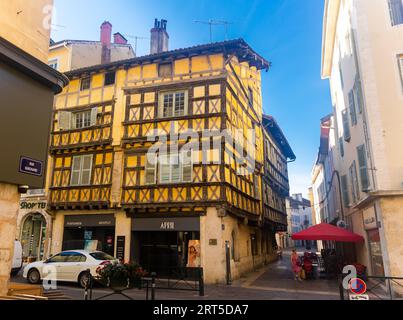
262,115,295,250
47,20,285,283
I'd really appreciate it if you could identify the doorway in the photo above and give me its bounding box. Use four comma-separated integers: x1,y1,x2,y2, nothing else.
20,213,47,262
132,231,199,275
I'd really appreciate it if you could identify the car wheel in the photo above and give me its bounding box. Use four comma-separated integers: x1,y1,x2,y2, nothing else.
78,272,91,288
27,269,41,284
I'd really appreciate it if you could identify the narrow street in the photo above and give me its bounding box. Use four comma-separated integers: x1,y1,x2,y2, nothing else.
12,250,340,300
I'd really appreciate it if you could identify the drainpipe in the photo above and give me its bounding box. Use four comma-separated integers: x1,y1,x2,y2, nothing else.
63,42,72,71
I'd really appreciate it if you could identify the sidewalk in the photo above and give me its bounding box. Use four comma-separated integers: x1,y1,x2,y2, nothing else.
233,249,340,300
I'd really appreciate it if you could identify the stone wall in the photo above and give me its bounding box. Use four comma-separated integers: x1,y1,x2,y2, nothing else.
0,183,20,296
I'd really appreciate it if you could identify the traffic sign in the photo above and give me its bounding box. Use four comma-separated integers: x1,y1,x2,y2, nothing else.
349,278,367,295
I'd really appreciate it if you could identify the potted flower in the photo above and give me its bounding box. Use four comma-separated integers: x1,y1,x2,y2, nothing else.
96,262,147,291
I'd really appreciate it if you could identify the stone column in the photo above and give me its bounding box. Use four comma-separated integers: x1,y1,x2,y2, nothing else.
0,183,20,296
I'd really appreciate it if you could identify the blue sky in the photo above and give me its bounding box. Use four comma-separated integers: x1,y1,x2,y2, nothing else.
52,0,331,197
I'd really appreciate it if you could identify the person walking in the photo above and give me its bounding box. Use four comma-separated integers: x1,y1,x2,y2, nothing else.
291,249,302,281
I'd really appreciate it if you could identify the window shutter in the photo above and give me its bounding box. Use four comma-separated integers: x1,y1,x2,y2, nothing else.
353,161,360,202
58,111,72,131
145,154,157,184
388,0,403,26
90,107,98,126
349,162,359,204
354,78,363,114
158,93,164,118
70,156,82,186
357,145,370,191
171,154,181,182
341,175,349,208
339,137,344,157
254,175,260,199
182,151,192,182
342,110,351,141
348,90,357,125
81,155,93,185
159,155,170,183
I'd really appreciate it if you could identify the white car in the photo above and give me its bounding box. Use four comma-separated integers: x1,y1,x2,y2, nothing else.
23,250,118,288
11,240,23,276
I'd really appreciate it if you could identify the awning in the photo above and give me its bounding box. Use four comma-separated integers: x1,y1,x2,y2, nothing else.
291,223,365,243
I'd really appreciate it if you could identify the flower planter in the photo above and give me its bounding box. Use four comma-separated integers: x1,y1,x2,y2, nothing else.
96,262,147,291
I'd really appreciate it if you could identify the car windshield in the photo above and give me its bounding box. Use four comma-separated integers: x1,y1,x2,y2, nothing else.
89,252,115,261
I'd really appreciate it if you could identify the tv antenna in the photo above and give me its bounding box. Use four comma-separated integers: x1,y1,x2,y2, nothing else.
194,19,234,42
124,35,149,55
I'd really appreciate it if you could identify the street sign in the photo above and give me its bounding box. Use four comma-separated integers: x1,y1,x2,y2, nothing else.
349,294,369,300
349,278,367,295
19,156,43,176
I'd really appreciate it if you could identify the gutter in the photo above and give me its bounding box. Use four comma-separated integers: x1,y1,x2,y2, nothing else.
0,36,69,93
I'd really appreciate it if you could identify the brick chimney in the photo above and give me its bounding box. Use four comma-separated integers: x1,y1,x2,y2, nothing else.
114,32,128,45
150,19,169,54
100,21,112,64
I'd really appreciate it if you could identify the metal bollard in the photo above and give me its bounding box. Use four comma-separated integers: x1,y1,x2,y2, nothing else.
84,269,91,301
199,268,205,297
151,272,156,300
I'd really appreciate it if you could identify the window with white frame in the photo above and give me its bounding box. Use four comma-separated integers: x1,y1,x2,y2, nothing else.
388,0,403,26
80,77,91,91
70,155,93,186
158,91,188,118
73,110,92,129
48,59,59,70
145,151,192,185
58,107,98,131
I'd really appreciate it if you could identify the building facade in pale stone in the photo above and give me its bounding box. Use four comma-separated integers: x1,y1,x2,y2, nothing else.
0,0,67,295
286,194,312,248
321,0,403,281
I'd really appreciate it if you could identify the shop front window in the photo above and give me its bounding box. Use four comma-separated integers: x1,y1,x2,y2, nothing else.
20,213,47,262
368,229,385,277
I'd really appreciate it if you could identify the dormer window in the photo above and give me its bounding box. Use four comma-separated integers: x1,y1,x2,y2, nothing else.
158,63,173,78
80,77,91,91
104,71,116,86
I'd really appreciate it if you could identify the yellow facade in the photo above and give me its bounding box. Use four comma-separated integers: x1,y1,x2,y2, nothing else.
47,39,287,283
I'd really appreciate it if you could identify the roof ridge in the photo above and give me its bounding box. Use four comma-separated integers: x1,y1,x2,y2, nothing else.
64,38,270,76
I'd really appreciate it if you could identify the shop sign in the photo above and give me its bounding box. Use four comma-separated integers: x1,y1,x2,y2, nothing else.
132,217,200,232
160,222,175,230
64,214,115,228
20,201,47,210
363,206,377,230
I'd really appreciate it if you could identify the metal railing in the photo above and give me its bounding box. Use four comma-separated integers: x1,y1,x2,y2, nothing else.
339,274,403,300
145,267,204,296
83,267,205,300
